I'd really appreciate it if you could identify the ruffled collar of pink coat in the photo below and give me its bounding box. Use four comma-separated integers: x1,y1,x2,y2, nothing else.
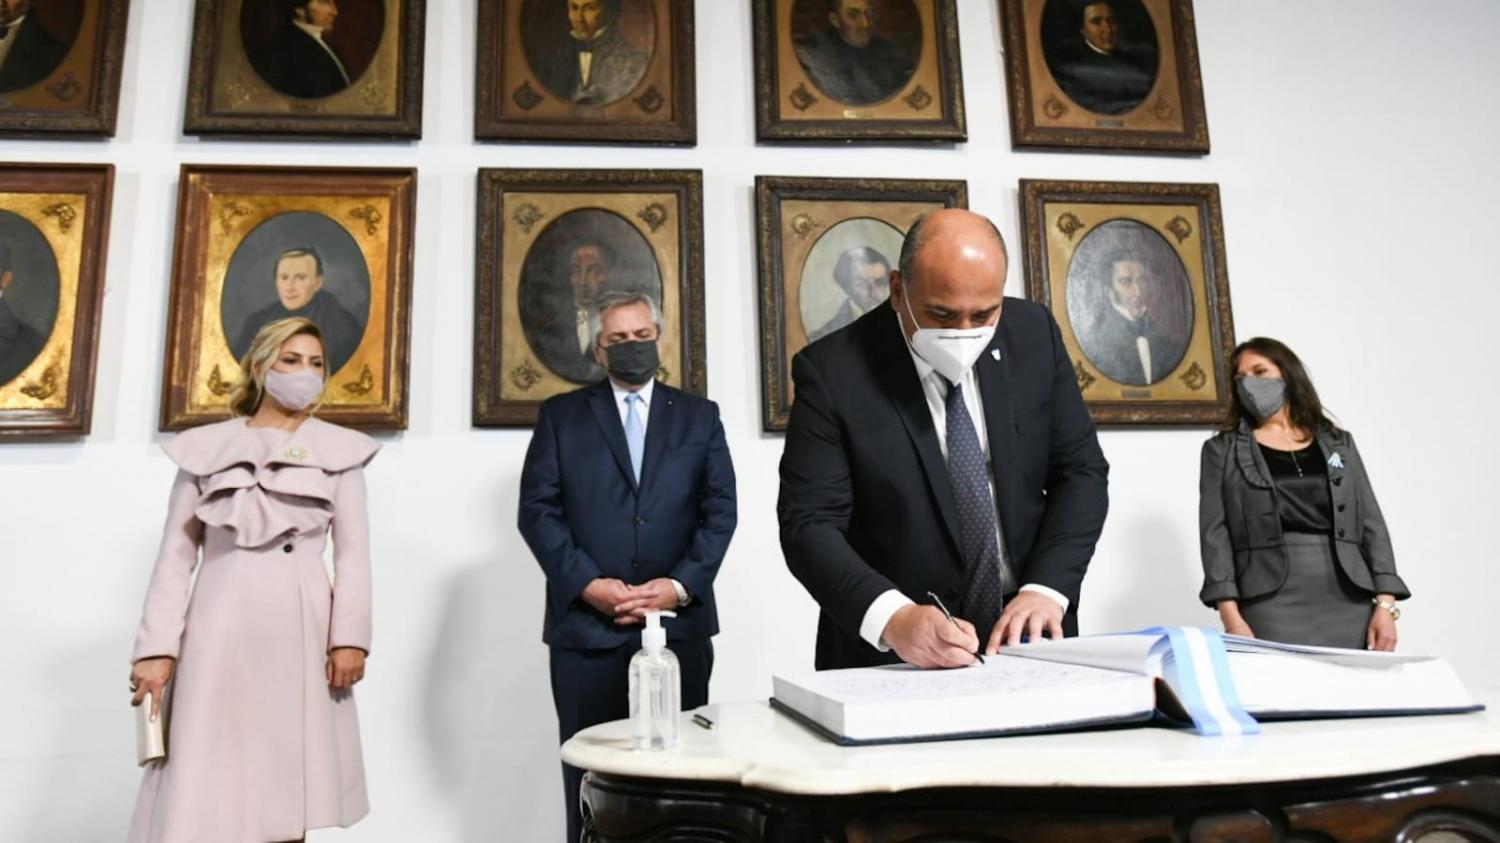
162,417,380,549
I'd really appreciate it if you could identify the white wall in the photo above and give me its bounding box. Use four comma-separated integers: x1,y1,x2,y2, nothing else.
3,1,1498,839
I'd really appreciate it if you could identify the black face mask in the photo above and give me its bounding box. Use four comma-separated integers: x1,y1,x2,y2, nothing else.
603,340,659,386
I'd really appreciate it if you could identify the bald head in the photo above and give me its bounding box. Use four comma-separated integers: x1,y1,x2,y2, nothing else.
891,209,1008,337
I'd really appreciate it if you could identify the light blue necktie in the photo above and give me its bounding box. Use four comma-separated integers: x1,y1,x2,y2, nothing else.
624,393,645,483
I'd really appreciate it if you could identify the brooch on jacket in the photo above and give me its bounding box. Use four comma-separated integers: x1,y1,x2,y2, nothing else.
1328,452,1344,469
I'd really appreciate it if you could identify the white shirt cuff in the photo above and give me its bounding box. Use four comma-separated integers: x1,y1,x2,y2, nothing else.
859,590,915,652
1019,583,1069,612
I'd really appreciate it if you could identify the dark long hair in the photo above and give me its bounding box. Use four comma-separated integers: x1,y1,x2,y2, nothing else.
1222,337,1338,434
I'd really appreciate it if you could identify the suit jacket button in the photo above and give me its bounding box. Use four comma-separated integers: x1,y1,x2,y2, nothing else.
635,516,646,525
1332,477,1343,486
1338,504,1347,512
1337,528,1346,538
283,543,294,553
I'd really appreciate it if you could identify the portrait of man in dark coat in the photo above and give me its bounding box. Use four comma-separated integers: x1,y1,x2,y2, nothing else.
1066,220,1192,388
526,0,651,106
245,0,354,99
806,245,891,344
231,246,365,374
793,0,917,106
1042,0,1159,116
0,0,76,94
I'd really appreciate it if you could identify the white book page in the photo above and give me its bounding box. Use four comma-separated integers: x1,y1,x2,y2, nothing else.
994,633,1166,676
1228,652,1476,714
1220,634,1437,668
774,655,1154,741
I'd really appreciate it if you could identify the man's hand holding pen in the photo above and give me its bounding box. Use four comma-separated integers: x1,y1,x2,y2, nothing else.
881,604,980,669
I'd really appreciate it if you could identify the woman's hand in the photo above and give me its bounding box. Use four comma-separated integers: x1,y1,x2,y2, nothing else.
326,647,367,690
1216,600,1254,638
1367,599,1398,651
130,658,175,720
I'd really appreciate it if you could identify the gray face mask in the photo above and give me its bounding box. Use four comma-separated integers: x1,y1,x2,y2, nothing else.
1236,376,1286,421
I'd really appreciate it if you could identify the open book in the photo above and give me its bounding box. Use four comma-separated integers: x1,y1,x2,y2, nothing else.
771,628,1481,746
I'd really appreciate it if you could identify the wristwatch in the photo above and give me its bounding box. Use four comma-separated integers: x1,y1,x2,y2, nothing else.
670,578,692,608
1372,597,1400,620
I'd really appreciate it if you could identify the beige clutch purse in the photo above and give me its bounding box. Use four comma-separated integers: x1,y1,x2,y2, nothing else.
136,692,167,766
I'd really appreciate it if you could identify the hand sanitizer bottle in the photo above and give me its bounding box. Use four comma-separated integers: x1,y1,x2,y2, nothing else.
629,610,680,751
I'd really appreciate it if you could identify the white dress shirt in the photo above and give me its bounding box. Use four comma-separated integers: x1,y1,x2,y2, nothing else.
1111,301,1153,384
609,376,654,432
858,329,1070,652
292,20,351,86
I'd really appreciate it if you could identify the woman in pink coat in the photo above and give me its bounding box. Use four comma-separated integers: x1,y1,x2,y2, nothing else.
127,317,377,843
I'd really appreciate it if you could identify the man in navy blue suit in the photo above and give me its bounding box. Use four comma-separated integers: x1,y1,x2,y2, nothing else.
519,291,737,843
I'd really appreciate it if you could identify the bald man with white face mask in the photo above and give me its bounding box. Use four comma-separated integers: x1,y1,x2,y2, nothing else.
778,209,1110,671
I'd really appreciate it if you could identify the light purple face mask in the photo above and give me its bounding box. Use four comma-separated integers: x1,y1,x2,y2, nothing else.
263,367,324,412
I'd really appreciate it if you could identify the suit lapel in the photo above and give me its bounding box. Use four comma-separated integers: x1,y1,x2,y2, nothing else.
639,384,674,489
1234,423,1274,489
587,382,638,493
976,329,1018,554
867,305,962,554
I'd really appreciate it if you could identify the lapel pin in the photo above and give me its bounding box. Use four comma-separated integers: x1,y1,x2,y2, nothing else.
1327,452,1344,469
991,349,1001,361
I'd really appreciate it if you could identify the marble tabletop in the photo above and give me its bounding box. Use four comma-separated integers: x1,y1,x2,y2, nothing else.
561,691,1500,796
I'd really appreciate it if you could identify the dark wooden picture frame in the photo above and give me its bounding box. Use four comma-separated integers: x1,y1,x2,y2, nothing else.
752,0,966,143
183,0,426,138
475,0,696,144
0,0,129,137
474,168,705,427
161,165,416,431
0,164,112,438
999,0,1209,153
1020,179,1234,425
755,175,966,430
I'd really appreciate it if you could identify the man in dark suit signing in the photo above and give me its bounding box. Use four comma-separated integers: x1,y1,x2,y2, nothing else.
246,0,353,100
519,291,737,842
0,0,73,94
778,209,1109,670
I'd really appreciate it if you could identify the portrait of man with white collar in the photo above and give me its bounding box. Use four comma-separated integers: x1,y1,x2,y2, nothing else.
244,0,358,100
524,0,652,107
1066,219,1191,388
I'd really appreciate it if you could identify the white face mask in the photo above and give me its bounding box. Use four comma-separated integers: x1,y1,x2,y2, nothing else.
898,288,997,384
263,367,325,412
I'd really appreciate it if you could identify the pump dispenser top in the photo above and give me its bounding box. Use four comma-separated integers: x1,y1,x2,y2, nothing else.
640,610,675,652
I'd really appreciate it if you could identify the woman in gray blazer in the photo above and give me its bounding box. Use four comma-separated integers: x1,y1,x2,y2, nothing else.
1199,338,1409,650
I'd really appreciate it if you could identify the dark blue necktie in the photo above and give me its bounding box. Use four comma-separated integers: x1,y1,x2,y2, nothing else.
943,377,1005,638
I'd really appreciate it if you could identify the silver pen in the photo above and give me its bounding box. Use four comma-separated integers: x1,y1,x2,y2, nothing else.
926,591,985,664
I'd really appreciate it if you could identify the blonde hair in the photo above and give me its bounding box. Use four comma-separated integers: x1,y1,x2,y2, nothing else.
228,317,327,417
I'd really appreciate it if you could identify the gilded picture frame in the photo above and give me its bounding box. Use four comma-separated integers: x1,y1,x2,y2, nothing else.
755,175,966,431
474,168,705,427
752,0,966,142
475,0,696,144
0,164,113,438
183,0,426,138
161,165,415,431
999,0,1209,153
0,0,129,137
1020,179,1234,425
